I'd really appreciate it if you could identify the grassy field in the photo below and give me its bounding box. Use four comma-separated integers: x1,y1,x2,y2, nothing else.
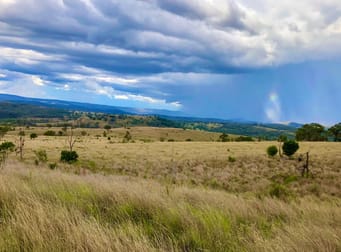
0,127,340,251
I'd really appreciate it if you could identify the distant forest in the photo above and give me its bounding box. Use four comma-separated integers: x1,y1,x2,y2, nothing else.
0,101,297,139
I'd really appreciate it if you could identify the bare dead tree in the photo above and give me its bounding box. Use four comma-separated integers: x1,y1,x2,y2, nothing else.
19,136,24,160
67,126,77,152
14,129,25,160
301,152,310,177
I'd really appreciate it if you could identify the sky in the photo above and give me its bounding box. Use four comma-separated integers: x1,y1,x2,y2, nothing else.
0,0,341,125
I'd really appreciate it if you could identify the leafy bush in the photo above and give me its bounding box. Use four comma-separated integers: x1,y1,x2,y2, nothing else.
60,150,78,163
269,183,290,199
228,156,236,162
0,141,15,152
34,150,48,163
44,130,56,136
49,162,57,170
267,145,278,157
104,125,111,130
30,133,38,139
282,140,299,157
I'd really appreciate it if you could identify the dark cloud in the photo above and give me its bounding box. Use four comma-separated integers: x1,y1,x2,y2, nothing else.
0,0,341,122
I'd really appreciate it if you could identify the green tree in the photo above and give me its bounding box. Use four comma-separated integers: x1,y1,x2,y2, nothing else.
60,150,78,163
296,123,327,141
30,133,38,139
267,145,278,157
0,126,11,140
282,140,299,157
0,141,15,168
219,133,229,142
328,123,341,142
104,125,111,131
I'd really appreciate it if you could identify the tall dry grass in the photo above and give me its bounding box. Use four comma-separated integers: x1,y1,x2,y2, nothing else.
0,162,340,251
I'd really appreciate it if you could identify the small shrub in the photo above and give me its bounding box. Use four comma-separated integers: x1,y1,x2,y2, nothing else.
186,138,192,142
283,175,298,184
104,125,111,130
60,150,78,163
30,133,38,139
44,130,56,136
269,183,290,199
49,162,57,170
168,139,175,142
267,145,278,157
0,141,15,151
219,133,229,142
228,156,236,162
81,131,87,136
282,140,299,157
123,131,132,142
34,150,48,163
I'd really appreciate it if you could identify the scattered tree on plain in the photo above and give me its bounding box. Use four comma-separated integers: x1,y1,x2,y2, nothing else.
267,145,278,157
30,133,38,139
0,141,15,168
17,130,25,160
0,126,11,140
296,123,327,141
60,150,78,163
282,140,299,157
328,123,341,142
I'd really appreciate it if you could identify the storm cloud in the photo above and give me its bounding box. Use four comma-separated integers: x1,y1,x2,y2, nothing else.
0,0,341,122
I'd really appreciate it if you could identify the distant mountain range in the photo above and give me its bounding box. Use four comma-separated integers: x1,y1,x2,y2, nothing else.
0,93,302,139
0,94,183,117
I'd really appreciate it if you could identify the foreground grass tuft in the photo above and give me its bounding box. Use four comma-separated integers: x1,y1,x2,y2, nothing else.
0,163,340,251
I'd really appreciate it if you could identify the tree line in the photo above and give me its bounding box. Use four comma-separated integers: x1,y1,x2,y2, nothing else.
296,123,341,142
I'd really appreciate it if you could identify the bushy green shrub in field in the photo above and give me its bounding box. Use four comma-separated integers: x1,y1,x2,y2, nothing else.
30,133,38,139
60,150,78,163
282,140,299,157
267,145,278,157
34,150,48,164
0,141,15,152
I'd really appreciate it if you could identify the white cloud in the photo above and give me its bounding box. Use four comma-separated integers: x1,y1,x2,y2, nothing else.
0,74,48,98
31,76,44,86
0,47,61,65
83,81,181,109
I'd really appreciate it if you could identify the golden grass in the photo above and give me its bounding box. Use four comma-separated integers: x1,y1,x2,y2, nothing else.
4,128,341,198
0,163,340,251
